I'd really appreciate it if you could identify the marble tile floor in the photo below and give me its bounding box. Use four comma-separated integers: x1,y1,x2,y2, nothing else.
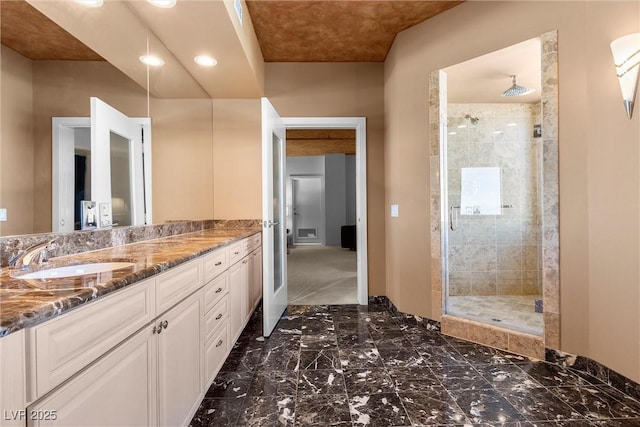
189,302,640,426
447,295,543,336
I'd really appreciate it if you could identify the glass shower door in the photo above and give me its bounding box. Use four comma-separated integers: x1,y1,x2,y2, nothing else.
445,105,543,336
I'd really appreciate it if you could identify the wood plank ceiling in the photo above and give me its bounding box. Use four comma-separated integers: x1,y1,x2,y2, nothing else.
287,129,356,156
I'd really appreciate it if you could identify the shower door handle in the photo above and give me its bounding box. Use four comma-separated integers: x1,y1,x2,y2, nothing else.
449,205,460,231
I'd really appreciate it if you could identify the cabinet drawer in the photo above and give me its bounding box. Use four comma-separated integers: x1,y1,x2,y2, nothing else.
205,322,229,387
203,247,228,284
29,278,155,400
205,297,228,342
228,240,247,265
156,259,203,314
249,233,262,251
204,273,228,313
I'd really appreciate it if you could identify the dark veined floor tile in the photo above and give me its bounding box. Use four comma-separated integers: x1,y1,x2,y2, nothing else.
550,386,640,421
452,388,526,424
247,370,298,397
387,367,442,392
475,363,542,390
343,368,395,395
377,347,426,369
349,392,410,426
298,369,347,395
501,386,585,422
205,371,254,399
338,347,384,369
237,395,296,426
399,390,469,425
430,364,492,391
299,349,342,370
294,394,352,426
189,397,244,427
518,363,591,387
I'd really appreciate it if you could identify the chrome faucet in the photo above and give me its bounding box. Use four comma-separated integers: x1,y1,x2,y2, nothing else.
9,237,59,270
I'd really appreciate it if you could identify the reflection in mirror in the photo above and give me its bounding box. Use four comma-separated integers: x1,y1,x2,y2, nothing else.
74,129,92,229
110,132,133,227
0,2,151,237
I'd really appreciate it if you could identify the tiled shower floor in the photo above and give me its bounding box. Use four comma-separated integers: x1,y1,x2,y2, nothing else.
189,302,640,426
447,295,543,335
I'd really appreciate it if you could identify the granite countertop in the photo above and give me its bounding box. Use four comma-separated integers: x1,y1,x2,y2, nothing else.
0,227,260,337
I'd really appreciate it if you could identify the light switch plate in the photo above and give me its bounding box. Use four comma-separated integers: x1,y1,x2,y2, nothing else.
0,208,6,221
391,204,399,218
99,203,113,228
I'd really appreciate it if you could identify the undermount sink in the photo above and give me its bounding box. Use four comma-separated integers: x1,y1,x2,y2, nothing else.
13,262,135,280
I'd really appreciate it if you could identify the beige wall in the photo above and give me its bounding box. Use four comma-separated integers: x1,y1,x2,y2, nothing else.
385,1,640,381
212,99,262,219
151,99,215,223
265,62,386,296
0,47,34,236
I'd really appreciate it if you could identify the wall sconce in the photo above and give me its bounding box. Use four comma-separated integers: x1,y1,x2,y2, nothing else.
610,33,640,119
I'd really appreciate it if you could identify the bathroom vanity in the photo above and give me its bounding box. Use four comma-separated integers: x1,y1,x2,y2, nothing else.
0,228,262,427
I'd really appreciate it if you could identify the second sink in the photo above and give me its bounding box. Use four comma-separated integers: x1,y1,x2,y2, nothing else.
13,262,135,280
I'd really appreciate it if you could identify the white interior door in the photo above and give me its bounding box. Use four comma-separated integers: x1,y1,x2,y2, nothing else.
292,176,323,245
91,97,145,226
261,98,287,337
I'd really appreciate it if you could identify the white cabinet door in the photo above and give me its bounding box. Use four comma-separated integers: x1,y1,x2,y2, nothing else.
28,325,157,427
250,248,263,312
228,259,249,342
157,290,203,427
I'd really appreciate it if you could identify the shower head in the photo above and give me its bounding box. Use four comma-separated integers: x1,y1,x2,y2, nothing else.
464,114,480,125
502,75,535,97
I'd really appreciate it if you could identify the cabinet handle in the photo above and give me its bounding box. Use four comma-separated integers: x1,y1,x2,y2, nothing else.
214,261,222,266
234,251,239,255
216,340,223,348
215,287,223,293
161,320,169,329
153,325,163,335
215,313,223,320
243,260,248,264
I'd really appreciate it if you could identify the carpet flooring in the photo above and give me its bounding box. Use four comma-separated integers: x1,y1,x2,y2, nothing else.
287,245,357,305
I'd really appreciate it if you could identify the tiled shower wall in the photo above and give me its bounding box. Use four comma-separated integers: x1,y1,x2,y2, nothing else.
447,103,543,296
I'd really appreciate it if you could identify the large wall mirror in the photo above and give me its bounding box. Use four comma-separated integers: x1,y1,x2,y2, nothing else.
0,1,153,237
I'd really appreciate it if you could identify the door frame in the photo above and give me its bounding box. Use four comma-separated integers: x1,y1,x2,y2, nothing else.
282,117,368,306
291,174,325,246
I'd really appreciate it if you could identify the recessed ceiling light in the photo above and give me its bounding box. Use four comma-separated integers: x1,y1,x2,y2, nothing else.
457,124,467,129
139,55,165,67
507,122,518,127
146,0,177,8
448,132,457,135
194,55,218,67
75,0,103,7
